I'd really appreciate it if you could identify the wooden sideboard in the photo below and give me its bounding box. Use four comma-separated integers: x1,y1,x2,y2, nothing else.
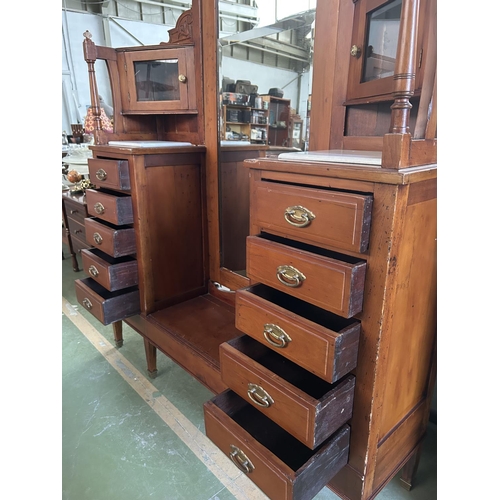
62,190,90,272
204,155,436,500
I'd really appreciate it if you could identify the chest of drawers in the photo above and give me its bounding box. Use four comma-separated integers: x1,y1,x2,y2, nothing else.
62,191,90,271
204,157,437,500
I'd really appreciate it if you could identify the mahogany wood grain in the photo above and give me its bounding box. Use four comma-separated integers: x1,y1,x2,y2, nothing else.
84,217,136,258
85,188,134,225
88,158,131,191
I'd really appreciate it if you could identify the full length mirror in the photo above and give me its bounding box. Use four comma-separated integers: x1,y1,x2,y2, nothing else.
217,1,316,286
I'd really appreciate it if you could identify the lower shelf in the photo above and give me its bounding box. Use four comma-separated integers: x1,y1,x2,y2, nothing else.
126,290,240,393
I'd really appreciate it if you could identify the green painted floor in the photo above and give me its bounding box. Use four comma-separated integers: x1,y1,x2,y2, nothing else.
62,245,437,500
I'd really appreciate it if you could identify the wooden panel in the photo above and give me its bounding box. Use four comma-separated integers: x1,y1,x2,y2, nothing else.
235,284,360,383
220,336,355,449
251,180,373,253
246,235,366,318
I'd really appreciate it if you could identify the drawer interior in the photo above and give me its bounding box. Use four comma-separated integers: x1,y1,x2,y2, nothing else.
244,283,359,332
79,276,138,299
226,335,351,400
86,217,134,231
93,187,132,199
259,232,365,264
84,247,136,265
211,390,338,469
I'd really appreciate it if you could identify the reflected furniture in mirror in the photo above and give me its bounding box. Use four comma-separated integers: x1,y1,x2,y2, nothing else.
73,0,436,499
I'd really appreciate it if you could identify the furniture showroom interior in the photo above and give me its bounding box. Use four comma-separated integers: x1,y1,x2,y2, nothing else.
59,1,440,499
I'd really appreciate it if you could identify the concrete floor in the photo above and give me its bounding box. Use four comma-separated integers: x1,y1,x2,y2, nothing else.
62,246,437,500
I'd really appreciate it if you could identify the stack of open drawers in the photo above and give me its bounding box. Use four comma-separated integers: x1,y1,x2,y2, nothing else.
74,157,140,327
204,172,373,500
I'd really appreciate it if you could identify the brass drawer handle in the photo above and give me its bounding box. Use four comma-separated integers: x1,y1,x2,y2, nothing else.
229,445,254,474
70,209,78,215
247,383,274,408
284,205,315,228
263,323,291,348
94,202,105,215
88,265,99,277
96,168,107,181
276,265,306,287
82,298,92,310
73,229,82,235
93,232,103,245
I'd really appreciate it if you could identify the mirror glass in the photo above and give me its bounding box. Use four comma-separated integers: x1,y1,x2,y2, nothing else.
217,2,316,280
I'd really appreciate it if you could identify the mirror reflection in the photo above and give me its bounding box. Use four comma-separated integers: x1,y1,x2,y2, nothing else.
217,2,316,279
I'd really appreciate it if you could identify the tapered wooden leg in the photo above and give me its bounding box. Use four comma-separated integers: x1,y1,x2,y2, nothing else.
112,321,123,348
400,443,423,491
143,338,158,379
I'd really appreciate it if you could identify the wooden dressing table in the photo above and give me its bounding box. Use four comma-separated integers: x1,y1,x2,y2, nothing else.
73,1,436,498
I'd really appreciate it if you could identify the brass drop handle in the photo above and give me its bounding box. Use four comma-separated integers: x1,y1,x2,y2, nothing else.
82,298,92,310
88,265,99,277
73,229,82,235
247,383,274,408
350,44,361,57
70,209,78,215
178,74,187,83
94,202,105,215
284,205,316,228
96,168,107,181
93,232,103,245
276,265,306,287
229,445,255,474
263,323,292,348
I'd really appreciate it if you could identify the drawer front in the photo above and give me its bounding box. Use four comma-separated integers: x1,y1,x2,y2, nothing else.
66,217,86,241
220,336,355,449
88,158,131,191
75,277,140,325
247,235,366,318
85,218,136,258
81,248,138,292
235,285,360,383
72,235,91,254
204,390,350,500
64,198,88,225
252,181,373,253
86,189,134,226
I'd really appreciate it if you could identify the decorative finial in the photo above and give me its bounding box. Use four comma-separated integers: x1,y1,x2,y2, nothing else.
83,30,92,39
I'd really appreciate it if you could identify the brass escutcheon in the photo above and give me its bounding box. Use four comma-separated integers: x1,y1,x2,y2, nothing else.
88,265,99,277
94,202,105,215
263,323,292,348
276,265,306,287
93,232,103,245
82,298,92,309
284,205,316,228
229,445,255,474
96,168,107,181
178,74,187,83
247,383,274,408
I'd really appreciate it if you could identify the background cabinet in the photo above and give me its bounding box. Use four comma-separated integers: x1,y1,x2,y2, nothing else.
221,104,269,144
263,96,290,147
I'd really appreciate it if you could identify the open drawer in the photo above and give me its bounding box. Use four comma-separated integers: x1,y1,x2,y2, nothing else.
220,335,355,448
204,390,350,500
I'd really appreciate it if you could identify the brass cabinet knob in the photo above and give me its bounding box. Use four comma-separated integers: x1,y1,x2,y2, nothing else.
94,202,105,215
350,44,361,57
93,232,103,245
178,74,187,83
96,168,107,181
229,445,255,474
88,265,99,277
263,323,292,348
284,205,316,228
247,383,274,408
82,298,92,310
276,265,306,287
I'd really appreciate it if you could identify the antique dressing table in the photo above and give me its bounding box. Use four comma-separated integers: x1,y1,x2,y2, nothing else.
73,1,436,499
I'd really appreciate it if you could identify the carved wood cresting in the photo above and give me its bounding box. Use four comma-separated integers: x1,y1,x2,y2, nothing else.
163,9,194,45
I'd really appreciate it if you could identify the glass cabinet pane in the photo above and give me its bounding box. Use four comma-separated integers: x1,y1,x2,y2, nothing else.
363,0,402,82
133,59,181,102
